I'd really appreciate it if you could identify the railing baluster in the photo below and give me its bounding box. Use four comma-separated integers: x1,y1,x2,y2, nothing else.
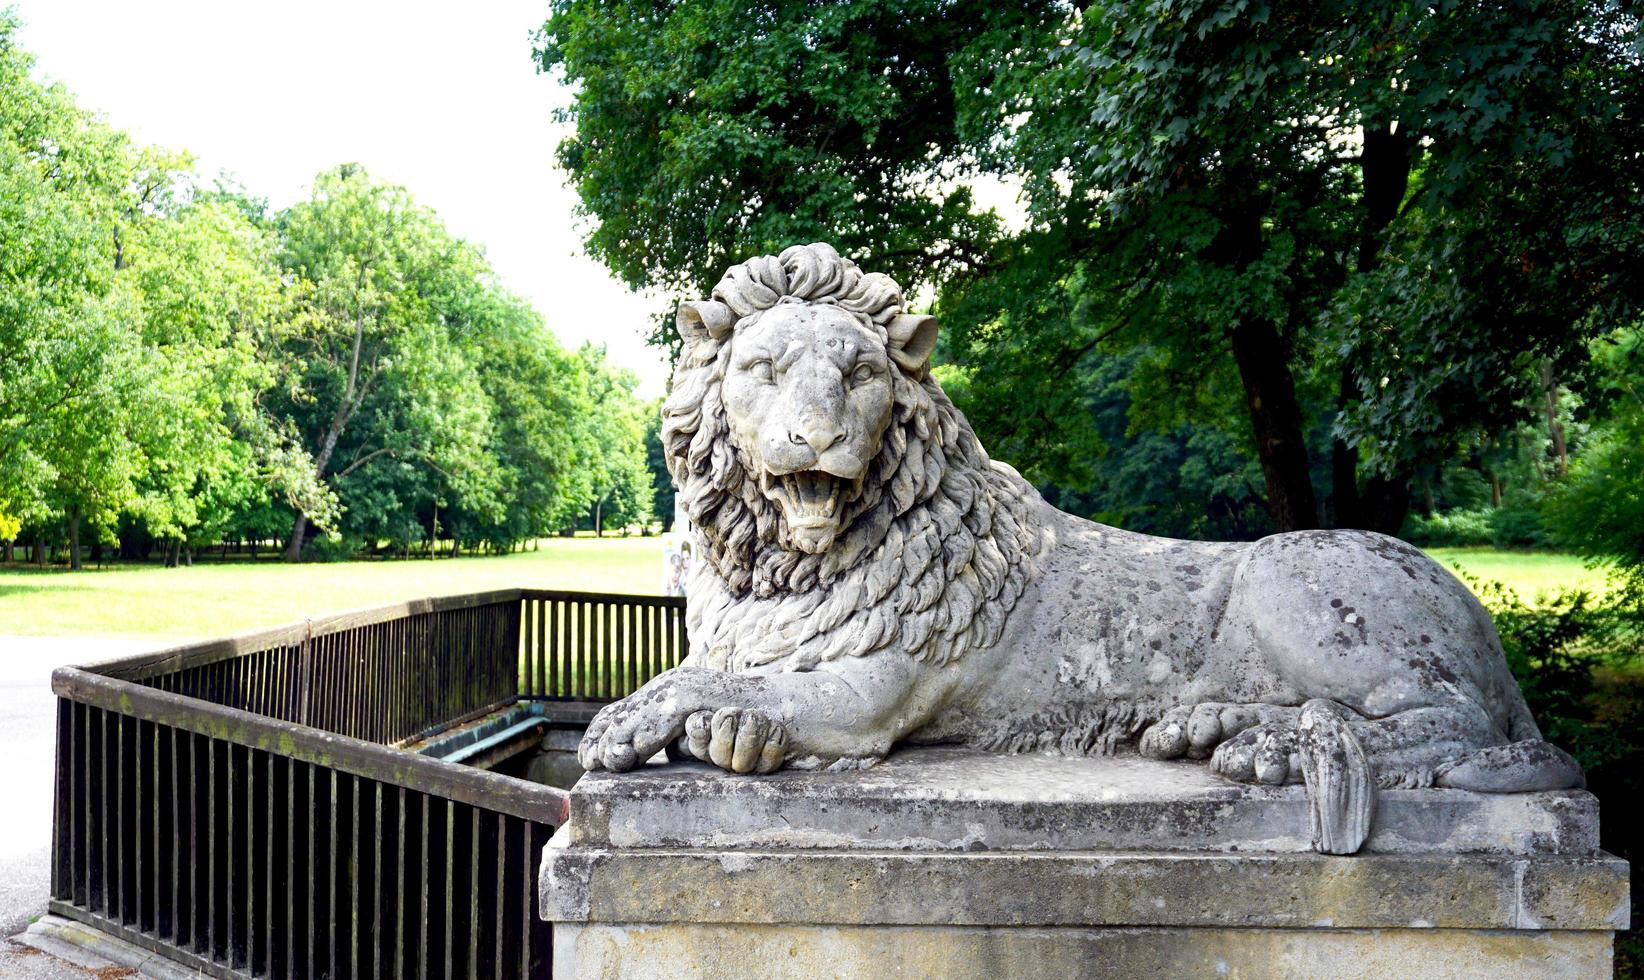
352,772,363,980
396,786,408,980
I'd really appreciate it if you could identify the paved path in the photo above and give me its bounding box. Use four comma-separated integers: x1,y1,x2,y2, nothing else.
0,635,170,944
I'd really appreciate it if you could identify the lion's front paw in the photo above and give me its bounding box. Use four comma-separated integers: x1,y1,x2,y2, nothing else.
1209,722,1304,785
578,692,690,773
677,707,789,774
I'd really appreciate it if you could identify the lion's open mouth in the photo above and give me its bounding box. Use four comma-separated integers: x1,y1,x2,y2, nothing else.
760,469,845,527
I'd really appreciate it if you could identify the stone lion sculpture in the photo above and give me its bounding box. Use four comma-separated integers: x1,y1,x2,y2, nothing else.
579,242,1582,853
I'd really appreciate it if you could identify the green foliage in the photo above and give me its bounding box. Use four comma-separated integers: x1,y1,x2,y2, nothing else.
643,404,676,531
1,10,138,543
0,18,653,565
575,345,654,534
269,166,654,558
1476,578,1625,765
1473,574,1644,962
1404,504,1548,550
1546,358,1644,580
542,0,1644,538
535,0,1041,352
1402,508,1495,549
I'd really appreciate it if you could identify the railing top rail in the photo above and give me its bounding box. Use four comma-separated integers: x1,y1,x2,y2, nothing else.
92,587,530,681
90,587,681,683
52,665,571,825
519,588,685,607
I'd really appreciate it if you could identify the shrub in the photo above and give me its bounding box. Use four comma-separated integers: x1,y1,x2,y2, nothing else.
1401,508,1494,547
1473,575,1643,970
1401,505,1549,550
1487,505,1547,549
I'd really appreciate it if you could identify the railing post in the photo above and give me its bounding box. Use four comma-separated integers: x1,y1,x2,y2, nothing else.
295,620,315,728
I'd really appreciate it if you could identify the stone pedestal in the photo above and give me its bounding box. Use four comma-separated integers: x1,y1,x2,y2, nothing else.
540,747,1628,978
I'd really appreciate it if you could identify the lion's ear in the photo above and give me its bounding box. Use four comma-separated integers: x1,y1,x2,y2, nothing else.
677,300,734,342
887,313,939,376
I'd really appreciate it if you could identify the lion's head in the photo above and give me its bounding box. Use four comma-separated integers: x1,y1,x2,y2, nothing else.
661,243,1043,669
664,244,938,562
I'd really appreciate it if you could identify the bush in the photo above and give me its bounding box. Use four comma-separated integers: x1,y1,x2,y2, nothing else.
1487,505,1547,549
1401,505,1548,549
1473,576,1643,970
1401,508,1495,547
1545,411,1644,575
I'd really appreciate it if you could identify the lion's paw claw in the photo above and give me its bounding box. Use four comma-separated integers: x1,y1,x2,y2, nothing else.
679,707,788,774
1210,721,1304,785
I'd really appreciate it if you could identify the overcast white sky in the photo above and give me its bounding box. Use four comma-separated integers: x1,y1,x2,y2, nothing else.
12,0,672,396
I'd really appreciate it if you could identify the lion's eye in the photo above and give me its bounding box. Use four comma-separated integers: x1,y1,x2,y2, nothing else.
750,360,774,383
849,363,874,385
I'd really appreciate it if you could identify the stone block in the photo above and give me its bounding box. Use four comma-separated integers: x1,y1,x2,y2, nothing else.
541,748,1628,978
568,746,1600,855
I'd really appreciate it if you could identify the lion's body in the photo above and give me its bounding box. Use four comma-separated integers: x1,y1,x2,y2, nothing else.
580,244,1581,845
914,502,1540,771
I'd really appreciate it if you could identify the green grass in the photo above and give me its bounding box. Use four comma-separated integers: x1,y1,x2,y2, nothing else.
0,538,1615,640
1424,547,1615,603
0,536,665,640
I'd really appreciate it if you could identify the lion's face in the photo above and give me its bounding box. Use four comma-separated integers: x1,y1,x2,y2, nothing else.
721,303,895,553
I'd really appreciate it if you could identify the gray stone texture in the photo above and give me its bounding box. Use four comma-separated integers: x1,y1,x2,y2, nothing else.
550,923,1616,980
543,746,1628,978
569,748,1598,856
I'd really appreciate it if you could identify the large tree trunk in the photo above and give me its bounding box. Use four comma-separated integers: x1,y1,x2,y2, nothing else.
34,533,47,566
1206,182,1320,533
1331,418,1363,529
1330,119,1415,533
3,538,13,563
1230,318,1319,532
1541,361,1568,478
285,512,309,562
1329,412,1411,536
66,505,82,570
1360,474,1411,537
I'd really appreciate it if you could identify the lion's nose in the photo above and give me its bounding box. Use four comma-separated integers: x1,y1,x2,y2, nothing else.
790,419,845,454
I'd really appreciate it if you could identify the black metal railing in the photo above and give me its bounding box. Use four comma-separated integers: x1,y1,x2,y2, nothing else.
49,588,687,979
518,590,688,702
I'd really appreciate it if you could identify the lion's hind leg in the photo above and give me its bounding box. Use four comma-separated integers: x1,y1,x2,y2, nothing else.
1208,697,1504,789
1434,740,1584,792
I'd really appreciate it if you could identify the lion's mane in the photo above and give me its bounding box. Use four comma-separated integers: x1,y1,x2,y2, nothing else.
661,244,1046,673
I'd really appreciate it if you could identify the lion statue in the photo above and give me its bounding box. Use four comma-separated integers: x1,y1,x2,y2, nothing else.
578,243,1582,853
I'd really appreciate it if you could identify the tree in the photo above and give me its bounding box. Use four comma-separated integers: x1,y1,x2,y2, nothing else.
0,11,139,558
535,0,1040,354
5,15,642,567
575,345,654,535
643,403,675,531
119,198,334,564
451,285,596,552
271,165,495,560
541,0,1644,537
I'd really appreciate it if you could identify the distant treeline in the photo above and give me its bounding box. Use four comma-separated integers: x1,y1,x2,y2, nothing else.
1,14,653,567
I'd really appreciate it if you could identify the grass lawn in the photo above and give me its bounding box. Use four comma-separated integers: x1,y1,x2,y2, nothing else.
0,536,664,640
1424,547,1615,603
0,537,1615,641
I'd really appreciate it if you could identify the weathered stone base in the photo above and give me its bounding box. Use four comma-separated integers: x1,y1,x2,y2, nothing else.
542,748,1629,978
552,922,1615,979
